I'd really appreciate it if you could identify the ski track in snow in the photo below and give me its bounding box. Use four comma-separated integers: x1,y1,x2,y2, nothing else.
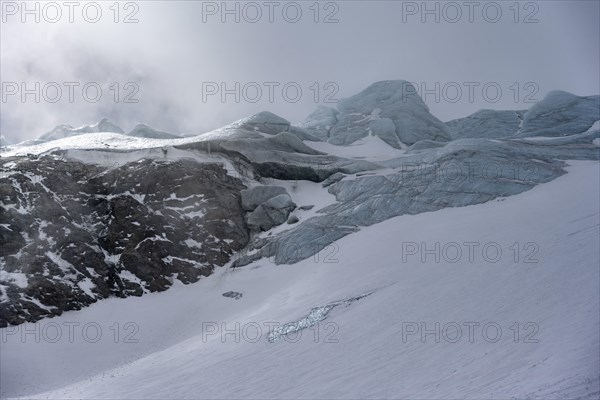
0,160,598,399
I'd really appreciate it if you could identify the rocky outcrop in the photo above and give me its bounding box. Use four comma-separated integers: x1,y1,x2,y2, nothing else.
0,156,249,326
222,291,243,300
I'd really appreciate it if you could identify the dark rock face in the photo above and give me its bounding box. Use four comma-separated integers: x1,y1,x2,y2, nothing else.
0,157,249,327
222,291,243,300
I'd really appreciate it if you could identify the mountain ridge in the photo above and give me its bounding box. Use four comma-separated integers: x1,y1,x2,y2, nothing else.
11,81,599,152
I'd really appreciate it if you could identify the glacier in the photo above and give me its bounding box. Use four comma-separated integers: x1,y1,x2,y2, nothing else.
0,79,599,399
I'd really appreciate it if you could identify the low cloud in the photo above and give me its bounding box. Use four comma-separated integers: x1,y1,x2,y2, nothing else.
1,1,598,143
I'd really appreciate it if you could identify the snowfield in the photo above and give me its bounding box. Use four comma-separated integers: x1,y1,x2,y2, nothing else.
1,160,598,399
307,134,406,162
0,132,204,157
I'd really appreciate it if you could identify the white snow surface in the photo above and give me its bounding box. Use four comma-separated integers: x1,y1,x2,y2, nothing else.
1,132,206,158
1,161,598,399
307,134,405,162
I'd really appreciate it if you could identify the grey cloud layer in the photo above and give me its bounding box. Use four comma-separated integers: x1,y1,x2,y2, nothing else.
1,0,598,143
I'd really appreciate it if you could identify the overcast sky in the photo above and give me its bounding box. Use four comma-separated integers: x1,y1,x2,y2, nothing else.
1,0,599,143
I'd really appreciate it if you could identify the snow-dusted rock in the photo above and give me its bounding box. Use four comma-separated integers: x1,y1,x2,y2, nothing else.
0,157,249,327
222,291,243,300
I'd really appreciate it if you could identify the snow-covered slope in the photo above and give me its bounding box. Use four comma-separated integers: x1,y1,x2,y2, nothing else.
306,134,405,162
2,161,597,399
1,132,202,157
